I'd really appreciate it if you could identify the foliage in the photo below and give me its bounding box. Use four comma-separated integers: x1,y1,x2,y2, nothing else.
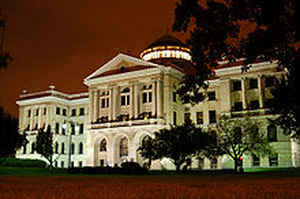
216,116,273,172
0,107,27,157
139,119,213,171
173,0,300,136
0,157,46,168
35,125,54,171
137,135,154,169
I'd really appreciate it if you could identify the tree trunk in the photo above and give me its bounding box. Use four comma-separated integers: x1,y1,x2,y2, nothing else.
234,158,238,173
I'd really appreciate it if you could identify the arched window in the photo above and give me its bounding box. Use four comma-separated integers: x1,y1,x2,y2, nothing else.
71,143,75,154
100,139,107,152
119,137,128,157
79,142,83,154
267,125,277,142
61,143,65,154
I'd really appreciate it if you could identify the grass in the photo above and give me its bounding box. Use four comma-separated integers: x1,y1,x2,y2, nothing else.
1,167,300,199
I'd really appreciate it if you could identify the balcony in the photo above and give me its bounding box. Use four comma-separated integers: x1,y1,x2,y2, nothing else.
91,112,165,129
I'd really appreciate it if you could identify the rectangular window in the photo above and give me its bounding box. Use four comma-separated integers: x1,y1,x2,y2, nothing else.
71,109,76,116
250,100,259,110
127,95,130,105
79,108,84,116
265,76,275,87
79,161,83,168
252,154,260,167
56,107,61,115
269,153,278,166
61,161,64,168
79,124,84,134
142,93,147,103
249,78,258,89
28,110,31,117
173,92,177,102
106,98,109,107
149,92,152,103
121,96,126,106
101,98,106,108
233,102,243,111
232,80,242,91
184,112,191,122
209,110,216,124
35,109,39,116
71,124,75,135
55,123,59,134
173,111,177,125
62,109,67,116
208,91,216,101
196,112,203,125
43,108,47,115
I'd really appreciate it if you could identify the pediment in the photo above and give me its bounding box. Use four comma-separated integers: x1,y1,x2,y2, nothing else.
84,53,161,82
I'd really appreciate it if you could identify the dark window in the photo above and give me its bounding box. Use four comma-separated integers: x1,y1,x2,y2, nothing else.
100,139,107,152
127,95,130,105
71,143,75,155
62,109,67,116
208,91,216,101
209,110,216,124
184,112,191,122
196,112,203,124
100,159,105,167
142,93,147,103
23,143,27,154
79,108,84,116
267,125,277,142
121,96,126,106
252,154,260,167
250,100,259,110
35,109,39,116
106,98,109,107
79,161,83,168
101,98,106,108
149,92,152,103
55,123,59,134
71,124,75,135
61,143,65,154
173,92,177,102
269,153,278,166
71,109,76,116
55,142,58,154
233,102,243,111
79,143,83,154
71,161,74,168
232,80,242,91
249,78,258,89
173,111,177,125
61,161,64,168
56,107,61,115
79,124,84,134
28,110,31,117
31,142,35,154
265,76,275,87
43,108,47,115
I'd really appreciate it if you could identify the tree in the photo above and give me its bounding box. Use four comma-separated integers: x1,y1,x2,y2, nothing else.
173,0,300,136
139,119,212,171
137,136,154,169
35,125,55,172
0,10,12,69
0,107,27,158
216,116,273,172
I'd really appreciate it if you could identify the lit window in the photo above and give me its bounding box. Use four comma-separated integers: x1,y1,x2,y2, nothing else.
196,112,203,125
121,87,130,106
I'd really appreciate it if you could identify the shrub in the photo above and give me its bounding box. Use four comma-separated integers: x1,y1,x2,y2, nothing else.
0,158,47,168
121,162,147,174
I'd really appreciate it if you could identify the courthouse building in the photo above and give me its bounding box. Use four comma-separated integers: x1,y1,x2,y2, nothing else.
16,35,299,169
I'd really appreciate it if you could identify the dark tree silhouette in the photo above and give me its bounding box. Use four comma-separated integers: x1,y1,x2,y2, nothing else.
0,107,27,157
173,0,300,136
0,9,12,69
35,125,55,172
139,119,214,171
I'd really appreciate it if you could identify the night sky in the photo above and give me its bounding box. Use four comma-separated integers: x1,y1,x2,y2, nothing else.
0,0,186,117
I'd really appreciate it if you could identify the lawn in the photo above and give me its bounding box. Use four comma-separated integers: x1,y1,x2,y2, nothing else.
1,167,300,199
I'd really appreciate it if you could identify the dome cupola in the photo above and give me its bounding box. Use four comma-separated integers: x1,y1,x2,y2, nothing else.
140,35,192,62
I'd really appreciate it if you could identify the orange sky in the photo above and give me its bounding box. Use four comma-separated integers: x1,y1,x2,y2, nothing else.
1,0,186,117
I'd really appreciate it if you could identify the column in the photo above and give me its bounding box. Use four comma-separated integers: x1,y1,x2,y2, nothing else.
139,83,144,115
134,82,140,118
89,89,94,123
157,79,163,118
113,86,120,120
130,84,135,118
109,87,113,121
163,75,170,122
258,75,264,108
151,80,157,116
241,78,247,110
93,90,98,122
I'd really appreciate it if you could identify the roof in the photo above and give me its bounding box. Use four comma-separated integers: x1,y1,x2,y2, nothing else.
146,34,187,49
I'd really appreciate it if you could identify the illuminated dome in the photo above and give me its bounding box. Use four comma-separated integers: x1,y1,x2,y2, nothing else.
140,35,192,62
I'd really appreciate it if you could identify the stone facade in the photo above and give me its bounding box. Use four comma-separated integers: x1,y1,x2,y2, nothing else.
16,35,298,169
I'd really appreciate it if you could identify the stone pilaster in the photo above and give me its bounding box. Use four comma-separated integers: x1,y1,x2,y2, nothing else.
241,77,247,110
258,75,264,108
151,80,157,116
